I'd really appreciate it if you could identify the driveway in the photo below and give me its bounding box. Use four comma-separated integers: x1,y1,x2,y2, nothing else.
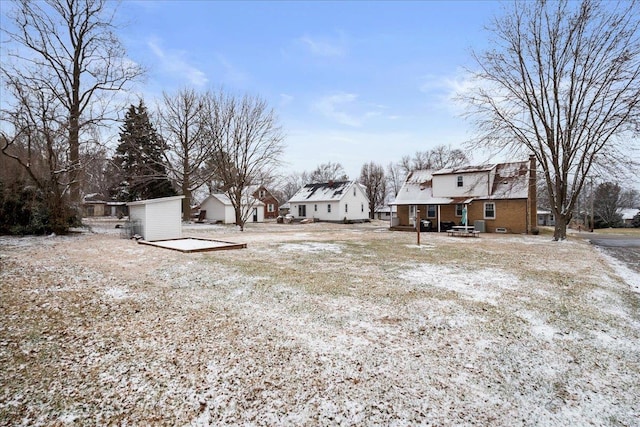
582,233,640,275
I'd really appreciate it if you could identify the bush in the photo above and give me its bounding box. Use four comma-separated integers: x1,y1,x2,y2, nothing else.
0,180,78,235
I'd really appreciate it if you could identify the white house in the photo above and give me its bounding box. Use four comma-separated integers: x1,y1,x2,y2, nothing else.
127,195,184,241
200,193,265,224
287,181,370,222
618,208,640,226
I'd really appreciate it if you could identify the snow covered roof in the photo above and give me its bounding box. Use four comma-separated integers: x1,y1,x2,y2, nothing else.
288,181,355,203
390,170,456,205
487,161,529,200
432,164,495,175
392,160,530,205
127,195,185,206
203,193,264,207
617,208,640,220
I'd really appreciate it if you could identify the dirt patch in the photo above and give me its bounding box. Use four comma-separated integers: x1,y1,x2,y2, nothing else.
1,220,639,425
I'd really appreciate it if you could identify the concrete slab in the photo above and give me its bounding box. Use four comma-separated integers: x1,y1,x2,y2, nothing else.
138,237,246,253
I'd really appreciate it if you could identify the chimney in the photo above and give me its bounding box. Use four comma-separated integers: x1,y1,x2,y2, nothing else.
328,180,334,188
528,154,537,234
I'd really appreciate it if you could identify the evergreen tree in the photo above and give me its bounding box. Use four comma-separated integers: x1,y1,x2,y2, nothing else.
112,101,175,201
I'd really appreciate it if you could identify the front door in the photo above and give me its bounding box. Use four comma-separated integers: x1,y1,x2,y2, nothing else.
298,205,306,217
252,208,258,222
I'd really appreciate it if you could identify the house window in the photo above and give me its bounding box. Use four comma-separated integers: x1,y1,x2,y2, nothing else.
345,204,348,213
298,205,306,217
267,204,275,213
484,202,495,219
455,204,463,217
457,176,463,187
361,203,364,212
353,187,356,196
427,205,436,218
259,190,266,198
314,204,317,212
327,204,332,213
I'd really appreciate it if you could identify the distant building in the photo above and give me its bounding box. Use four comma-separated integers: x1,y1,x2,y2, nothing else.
287,181,370,222
250,185,280,220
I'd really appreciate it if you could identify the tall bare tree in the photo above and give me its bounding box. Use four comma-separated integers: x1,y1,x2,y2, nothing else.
398,145,469,175
1,0,143,208
309,162,348,183
359,161,386,219
158,89,213,220
205,92,285,231
462,0,640,240
386,161,404,199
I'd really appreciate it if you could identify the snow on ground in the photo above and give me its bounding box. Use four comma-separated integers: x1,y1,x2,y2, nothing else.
0,220,639,425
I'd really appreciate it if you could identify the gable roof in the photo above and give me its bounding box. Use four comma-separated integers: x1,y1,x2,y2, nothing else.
618,208,640,220
202,193,264,207
288,181,355,203
392,160,530,205
391,170,458,205
487,161,529,200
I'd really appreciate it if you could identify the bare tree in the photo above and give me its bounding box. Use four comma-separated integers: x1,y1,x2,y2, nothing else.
619,188,640,209
386,161,404,199
398,145,469,175
359,161,386,219
308,162,349,183
205,92,285,231
158,89,213,220
462,0,640,240
276,171,311,203
1,0,143,208
593,182,623,228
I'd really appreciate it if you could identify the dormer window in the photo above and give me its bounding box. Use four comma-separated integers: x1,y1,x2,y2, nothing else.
457,176,463,187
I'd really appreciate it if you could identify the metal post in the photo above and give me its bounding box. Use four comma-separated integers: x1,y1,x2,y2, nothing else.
416,209,420,246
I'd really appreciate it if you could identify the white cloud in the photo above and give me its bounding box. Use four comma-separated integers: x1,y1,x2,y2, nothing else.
298,34,346,57
280,93,294,107
147,38,208,87
418,69,479,115
216,54,249,85
313,92,383,127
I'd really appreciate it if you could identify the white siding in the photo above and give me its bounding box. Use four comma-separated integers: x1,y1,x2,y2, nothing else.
127,196,184,241
128,204,146,238
289,182,370,221
432,172,491,198
145,199,182,241
200,197,228,223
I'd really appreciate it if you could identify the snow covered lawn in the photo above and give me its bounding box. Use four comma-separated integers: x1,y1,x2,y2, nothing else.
0,220,638,425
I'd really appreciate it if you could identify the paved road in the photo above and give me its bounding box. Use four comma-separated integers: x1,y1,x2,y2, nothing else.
583,233,640,276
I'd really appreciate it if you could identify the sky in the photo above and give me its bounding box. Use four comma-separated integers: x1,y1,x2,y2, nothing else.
115,0,501,180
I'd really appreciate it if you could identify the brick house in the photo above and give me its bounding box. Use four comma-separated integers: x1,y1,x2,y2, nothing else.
390,156,537,234
251,185,280,220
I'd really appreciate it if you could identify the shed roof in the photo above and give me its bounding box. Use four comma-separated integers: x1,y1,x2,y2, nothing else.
127,195,184,206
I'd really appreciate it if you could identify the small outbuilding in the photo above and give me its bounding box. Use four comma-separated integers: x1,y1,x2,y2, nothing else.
127,195,184,241
199,193,265,224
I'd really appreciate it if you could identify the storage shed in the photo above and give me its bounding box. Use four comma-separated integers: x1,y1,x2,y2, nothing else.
127,195,184,241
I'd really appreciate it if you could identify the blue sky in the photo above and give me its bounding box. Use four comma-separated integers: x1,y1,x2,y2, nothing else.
117,0,501,179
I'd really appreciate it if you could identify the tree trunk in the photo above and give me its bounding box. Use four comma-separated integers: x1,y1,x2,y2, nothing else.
182,168,191,221
553,214,568,241
182,188,191,222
